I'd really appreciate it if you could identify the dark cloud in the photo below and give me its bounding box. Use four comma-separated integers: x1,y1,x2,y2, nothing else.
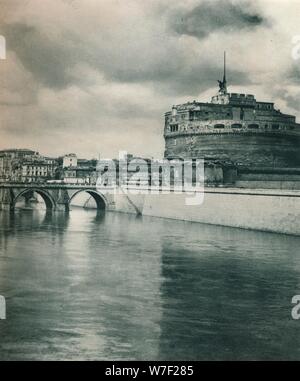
283,94,300,111
287,65,300,85
2,22,84,89
276,66,300,111
0,1,255,95
1,20,250,98
2,20,182,90
170,0,268,39
0,0,297,159
159,65,251,96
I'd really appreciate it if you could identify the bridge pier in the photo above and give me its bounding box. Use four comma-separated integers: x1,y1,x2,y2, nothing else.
0,203,12,211
0,188,13,211
54,189,70,212
55,203,69,212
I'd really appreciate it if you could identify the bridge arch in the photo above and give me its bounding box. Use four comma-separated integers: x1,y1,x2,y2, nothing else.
13,188,56,210
69,189,107,210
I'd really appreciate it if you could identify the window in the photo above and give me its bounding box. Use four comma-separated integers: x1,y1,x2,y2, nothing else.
170,124,179,132
272,124,279,130
232,123,242,129
214,124,225,129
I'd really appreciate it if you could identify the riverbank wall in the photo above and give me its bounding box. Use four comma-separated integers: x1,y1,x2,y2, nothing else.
110,187,300,236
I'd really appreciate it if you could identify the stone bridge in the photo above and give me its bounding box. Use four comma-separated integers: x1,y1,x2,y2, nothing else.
0,184,115,212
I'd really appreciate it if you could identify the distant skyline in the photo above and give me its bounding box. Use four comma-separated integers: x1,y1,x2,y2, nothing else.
1,0,300,159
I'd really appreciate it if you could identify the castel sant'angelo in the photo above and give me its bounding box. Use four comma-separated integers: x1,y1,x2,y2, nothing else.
164,53,300,168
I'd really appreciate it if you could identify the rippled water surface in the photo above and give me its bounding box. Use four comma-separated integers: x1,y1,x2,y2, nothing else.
0,208,300,360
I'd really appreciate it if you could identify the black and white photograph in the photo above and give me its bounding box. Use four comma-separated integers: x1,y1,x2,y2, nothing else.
0,0,300,366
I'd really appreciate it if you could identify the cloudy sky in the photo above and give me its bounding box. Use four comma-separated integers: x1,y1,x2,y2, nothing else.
0,0,300,159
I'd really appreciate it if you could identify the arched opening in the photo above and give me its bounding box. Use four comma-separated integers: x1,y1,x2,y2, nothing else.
13,189,55,211
69,190,106,211
231,123,242,129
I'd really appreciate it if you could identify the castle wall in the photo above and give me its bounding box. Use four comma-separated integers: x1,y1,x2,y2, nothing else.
165,133,300,167
164,94,300,167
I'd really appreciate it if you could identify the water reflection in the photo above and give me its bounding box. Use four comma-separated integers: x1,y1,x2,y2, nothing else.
158,227,300,360
0,209,300,360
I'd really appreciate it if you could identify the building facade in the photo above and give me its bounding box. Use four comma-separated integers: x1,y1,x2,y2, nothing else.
0,149,58,183
63,153,78,168
20,157,58,183
0,149,38,182
63,166,97,184
62,155,98,184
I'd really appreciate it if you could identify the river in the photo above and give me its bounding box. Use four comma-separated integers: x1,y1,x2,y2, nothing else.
0,208,300,360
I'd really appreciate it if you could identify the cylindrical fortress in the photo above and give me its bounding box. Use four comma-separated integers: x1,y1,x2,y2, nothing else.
164,93,300,168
